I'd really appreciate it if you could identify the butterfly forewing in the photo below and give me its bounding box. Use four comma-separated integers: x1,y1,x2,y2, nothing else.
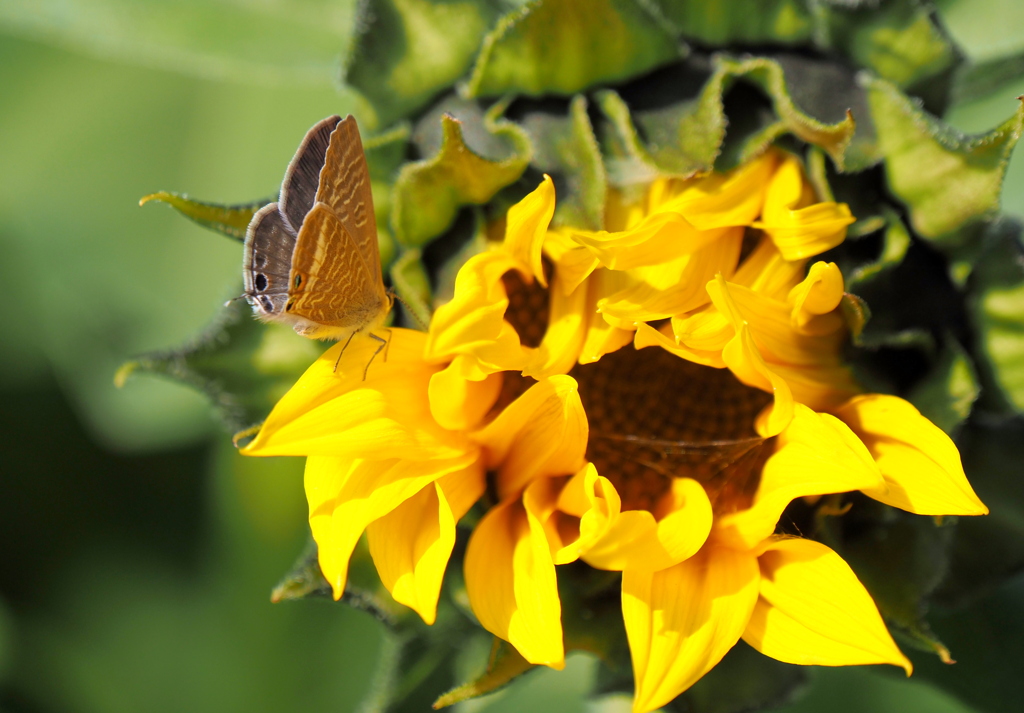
279,115,342,233
287,202,388,328
314,116,381,276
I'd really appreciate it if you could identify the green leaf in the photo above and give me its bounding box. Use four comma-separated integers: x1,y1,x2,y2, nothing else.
846,212,913,292
270,538,332,602
911,566,1024,712
907,337,980,434
602,54,863,182
139,191,268,241
652,0,814,46
766,54,877,171
115,300,325,434
823,0,957,93
950,50,1024,106
594,89,661,199
866,75,1024,244
270,538,404,630
716,56,857,170
516,95,607,230
343,0,505,128
936,418,1024,609
616,58,729,178
967,219,1024,413
467,0,681,98
666,642,807,713
365,121,413,182
936,0,1024,64
830,500,956,664
433,638,534,708
391,109,530,247
390,249,433,327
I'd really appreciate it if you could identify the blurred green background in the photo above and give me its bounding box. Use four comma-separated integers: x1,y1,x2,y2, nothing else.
1,1,1022,712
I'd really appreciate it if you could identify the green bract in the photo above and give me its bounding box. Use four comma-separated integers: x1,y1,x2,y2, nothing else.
124,1,1024,712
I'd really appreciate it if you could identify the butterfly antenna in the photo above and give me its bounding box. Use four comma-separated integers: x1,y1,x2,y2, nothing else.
390,289,428,331
224,294,246,307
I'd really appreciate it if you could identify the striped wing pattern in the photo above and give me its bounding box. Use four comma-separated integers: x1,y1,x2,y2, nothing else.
288,202,388,328
314,116,381,276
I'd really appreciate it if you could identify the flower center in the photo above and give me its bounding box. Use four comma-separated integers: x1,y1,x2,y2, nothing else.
499,267,774,514
570,345,772,513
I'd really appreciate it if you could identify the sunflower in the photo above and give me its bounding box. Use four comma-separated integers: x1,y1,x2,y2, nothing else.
242,149,987,713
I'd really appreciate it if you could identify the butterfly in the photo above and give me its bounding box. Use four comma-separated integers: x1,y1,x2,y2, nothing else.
242,115,392,376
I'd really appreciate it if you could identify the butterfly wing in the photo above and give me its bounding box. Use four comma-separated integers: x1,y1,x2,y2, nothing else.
314,116,381,277
287,202,389,331
279,115,342,233
242,202,296,316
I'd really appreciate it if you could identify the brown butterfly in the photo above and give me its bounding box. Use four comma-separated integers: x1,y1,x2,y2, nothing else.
242,115,392,375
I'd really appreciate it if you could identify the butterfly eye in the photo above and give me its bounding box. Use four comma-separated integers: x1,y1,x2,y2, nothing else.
255,274,268,291
294,274,303,288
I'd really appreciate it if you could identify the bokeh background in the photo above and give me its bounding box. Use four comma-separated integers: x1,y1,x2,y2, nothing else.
1,1,1022,711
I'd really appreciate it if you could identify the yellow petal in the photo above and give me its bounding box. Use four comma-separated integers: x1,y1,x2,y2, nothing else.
580,314,636,364
788,261,845,330
366,461,485,625
367,483,452,624
599,228,743,326
705,277,857,411
707,276,795,436
428,360,503,431
727,328,794,438
505,175,556,287
583,478,712,572
425,250,528,370
662,150,779,231
835,395,988,515
634,322,727,369
732,237,807,300
569,214,731,271
759,154,810,223
715,404,884,550
570,464,623,560
754,155,854,261
306,450,479,599
743,537,912,673
244,329,431,456
524,270,590,379
756,202,855,261
762,359,861,413
521,468,614,566
623,546,760,713
464,497,565,668
711,278,846,367
473,376,589,498
671,306,734,352
543,229,600,295
243,331,468,460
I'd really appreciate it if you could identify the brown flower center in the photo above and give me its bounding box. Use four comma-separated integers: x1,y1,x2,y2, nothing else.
571,345,772,512
498,267,773,514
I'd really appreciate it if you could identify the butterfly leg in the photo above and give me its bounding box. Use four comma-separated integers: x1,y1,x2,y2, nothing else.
363,332,388,380
382,328,393,363
334,331,358,373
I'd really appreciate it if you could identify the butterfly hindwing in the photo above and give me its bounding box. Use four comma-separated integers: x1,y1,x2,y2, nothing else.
287,202,388,329
279,115,342,234
242,202,296,315
315,116,380,276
